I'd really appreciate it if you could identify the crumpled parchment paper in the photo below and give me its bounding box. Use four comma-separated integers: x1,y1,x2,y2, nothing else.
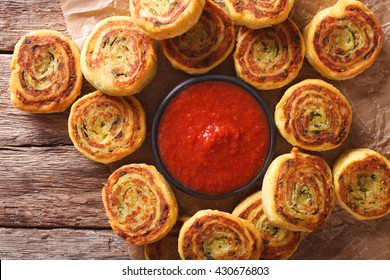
60,0,390,260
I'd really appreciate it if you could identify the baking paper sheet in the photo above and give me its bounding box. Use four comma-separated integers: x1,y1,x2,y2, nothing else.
60,0,390,259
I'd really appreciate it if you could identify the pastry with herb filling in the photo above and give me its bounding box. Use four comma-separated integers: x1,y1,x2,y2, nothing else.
234,19,305,90
223,0,294,29
178,209,262,260
68,90,146,164
161,0,235,74
102,164,178,245
10,30,82,113
80,16,157,96
129,0,205,40
275,79,352,151
333,148,390,220
262,148,334,232
304,0,383,80
233,191,303,259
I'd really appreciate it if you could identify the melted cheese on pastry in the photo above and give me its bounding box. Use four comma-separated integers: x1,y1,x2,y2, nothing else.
304,0,383,80
275,79,352,151
130,0,205,40
333,148,390,220
262,148,334,232
102,164,178,245
68,90,146,164
10,30,82,113
161,0,235,74
234,19,305,90
80,16,157,96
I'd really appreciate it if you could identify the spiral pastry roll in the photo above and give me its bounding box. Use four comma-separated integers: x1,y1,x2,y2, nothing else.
233,191,303,260
223,0,294,29
68,90,146,164
129,0,205,40
275,79,352,152
333,148,390,220
160,0,235,75
102,164,178,245
178,210,262,260
304,0,383,80
262,148,334,232
80,16,157,96
234,19,305,90
9,30,82,113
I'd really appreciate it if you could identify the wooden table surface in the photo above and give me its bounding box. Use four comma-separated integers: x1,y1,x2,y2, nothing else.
1,0,390,260
0,0,130,259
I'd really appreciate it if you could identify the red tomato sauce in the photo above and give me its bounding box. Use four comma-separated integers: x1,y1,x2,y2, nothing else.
157,80,270,196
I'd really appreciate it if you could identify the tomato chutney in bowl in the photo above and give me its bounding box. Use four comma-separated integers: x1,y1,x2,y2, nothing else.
152,75,275,199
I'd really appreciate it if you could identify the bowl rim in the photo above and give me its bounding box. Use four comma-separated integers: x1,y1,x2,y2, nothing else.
151,74,276,200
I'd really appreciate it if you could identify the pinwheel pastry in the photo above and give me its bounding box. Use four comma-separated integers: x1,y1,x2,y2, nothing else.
233,191,303,260
68,90,146,164
80,16,157,96
234,19,305,90
223,0,294,29
304,0,383,80
9,30,82,113
178,210,263,260
129,0,205,40
333,148,390,220
262,148,334,232
144,217,188,260
160,0,235,75
102,164,178,245
275,79,352,151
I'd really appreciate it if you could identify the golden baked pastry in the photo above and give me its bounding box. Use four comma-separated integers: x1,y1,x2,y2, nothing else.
304,0,383,80
68,90,146,164
178,209,262,260
160,0,235,75
102,164,178,245
144,217,188,260
275,79,352,151
129,0,205,40
80,16,157,96
262,148,334,232
234,19,305,90
223,0,294,29
233,191,303,260
333,148,390,220
9,29,82,113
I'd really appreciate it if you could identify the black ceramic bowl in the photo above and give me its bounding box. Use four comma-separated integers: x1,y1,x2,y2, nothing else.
152,75,275,199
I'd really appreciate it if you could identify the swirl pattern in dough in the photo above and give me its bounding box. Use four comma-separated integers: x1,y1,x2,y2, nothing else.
161,0,235,75
9,30,82,113
234,19,305,90
275,79,352,151
80,16,157,96
102,164,178,245
262,148,334,232
178,210,262,260
129,0,205,40
304,0,383,80
333,148,390,220
68,90,146,164
223,0,294,29
233,191,303,259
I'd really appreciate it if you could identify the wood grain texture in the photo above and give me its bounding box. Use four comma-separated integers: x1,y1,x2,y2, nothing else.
0,227,129,259
0,146,112,228
0,0,67,52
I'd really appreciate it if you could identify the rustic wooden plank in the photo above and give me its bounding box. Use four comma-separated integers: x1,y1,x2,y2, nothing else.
0,146,112,228
0,227,130,259
0,0,67,52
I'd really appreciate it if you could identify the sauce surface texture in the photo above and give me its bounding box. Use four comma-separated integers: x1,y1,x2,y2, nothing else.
158,80,270,195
